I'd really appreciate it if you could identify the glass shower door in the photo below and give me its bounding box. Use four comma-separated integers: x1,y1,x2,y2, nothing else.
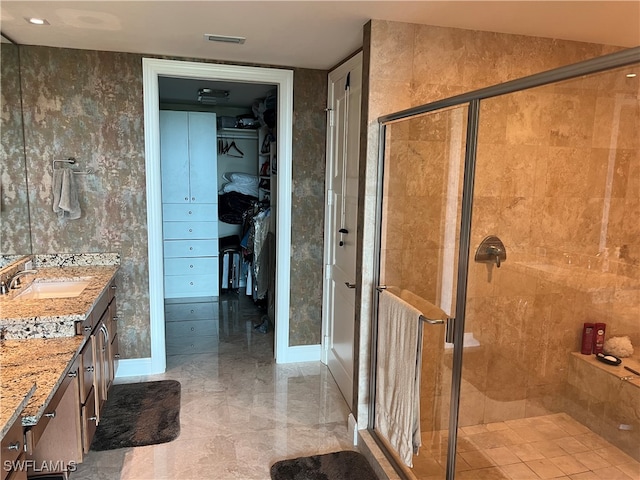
375,104,469,478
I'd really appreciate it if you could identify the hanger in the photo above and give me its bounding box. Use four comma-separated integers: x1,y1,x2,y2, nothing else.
224,139,244,158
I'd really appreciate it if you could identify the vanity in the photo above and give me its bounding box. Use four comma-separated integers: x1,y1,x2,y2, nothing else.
0,258,119,479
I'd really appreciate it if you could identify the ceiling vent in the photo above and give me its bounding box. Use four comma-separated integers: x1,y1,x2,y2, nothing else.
204,34,246,45
197,88,230,105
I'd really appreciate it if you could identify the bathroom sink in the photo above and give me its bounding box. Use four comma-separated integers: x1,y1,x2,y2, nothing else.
14,278,92,300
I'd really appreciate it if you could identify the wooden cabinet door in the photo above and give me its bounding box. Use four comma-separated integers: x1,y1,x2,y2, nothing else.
187,112,217,203
160,110,191,203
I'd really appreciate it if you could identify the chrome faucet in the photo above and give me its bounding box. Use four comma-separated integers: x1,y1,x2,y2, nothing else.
8,269,38,290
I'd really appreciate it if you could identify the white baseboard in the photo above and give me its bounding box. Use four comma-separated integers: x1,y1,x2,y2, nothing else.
115,357,156,378
348,413,358,446
276,344,321,364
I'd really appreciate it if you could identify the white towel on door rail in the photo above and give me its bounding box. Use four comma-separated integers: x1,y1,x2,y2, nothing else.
375,290,423,467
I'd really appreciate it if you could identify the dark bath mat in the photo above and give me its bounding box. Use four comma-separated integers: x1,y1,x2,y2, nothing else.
90,380,180,451
270,450,378,480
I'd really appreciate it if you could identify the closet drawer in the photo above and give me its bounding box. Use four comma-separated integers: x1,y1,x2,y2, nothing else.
164,274,219,298
164,257,218,277
163,203,217,221
166,319,219,337
163,221,218,240
163,239,217,258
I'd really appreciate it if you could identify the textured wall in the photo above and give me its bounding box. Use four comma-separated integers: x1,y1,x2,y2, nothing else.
0,43,31,255
290,68,328,345
18,45,327,357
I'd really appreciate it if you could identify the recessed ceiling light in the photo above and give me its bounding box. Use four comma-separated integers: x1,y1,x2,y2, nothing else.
626,73,637,78
25,17,50,25
204,34,246,45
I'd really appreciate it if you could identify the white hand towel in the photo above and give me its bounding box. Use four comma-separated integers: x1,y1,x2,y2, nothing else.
53,168,81,219
375,290,423,467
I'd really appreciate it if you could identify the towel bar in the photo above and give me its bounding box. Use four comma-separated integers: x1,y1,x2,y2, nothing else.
52,157,94,175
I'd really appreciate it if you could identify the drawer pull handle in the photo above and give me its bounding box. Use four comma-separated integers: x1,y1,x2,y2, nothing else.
114,354,120,359
112,316,119,321
86,366,94,372
68,371,78,378
188,211,192,214
84,325,92,332
44,411,56,418
191,327,195,331
89,416,98,422
185,197,188,201
190,247,193,250
189,229,193,232
8,442,20,451
190,265,194,268
111,285,117,290
190,310,195,314
190,282,194,285
192,197,195,201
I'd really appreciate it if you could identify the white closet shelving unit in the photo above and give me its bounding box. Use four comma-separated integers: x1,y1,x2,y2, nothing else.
160,110,219,299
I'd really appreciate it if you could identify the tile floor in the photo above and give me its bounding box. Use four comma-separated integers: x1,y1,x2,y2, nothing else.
71,292,355,479
414,413,640,479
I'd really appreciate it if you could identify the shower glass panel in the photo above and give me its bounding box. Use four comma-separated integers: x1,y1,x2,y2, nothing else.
458,63,639,478
377,104,468,478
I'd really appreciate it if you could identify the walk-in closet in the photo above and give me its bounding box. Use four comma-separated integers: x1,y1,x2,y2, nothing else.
157,77,278,357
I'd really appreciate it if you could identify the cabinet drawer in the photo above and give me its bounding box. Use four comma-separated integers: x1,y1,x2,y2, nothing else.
1,413,25,480
81,387,98,454
163,203,217,221
164,274,219,298
110,333,119,378
164,257,218,277
163,239,218,258
163,221,218,240
165,301,218,321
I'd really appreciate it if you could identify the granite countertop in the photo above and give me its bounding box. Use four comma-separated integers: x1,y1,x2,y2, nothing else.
0,264,118,436
0,265,118,339
0,383,36,439
0,336,85,431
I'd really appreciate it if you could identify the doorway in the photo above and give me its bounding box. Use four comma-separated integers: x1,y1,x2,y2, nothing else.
143,58,294,373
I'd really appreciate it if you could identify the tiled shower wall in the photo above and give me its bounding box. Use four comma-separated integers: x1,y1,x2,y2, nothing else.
359,19,631,432
17,45,327,358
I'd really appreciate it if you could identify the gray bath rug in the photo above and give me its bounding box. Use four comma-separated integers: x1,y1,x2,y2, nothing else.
270,450,378,480
90,380,181,451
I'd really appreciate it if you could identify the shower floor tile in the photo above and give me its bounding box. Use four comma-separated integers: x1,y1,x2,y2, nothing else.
415,413,640,479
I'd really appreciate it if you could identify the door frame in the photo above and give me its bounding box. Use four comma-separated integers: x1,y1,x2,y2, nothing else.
142,58,294,374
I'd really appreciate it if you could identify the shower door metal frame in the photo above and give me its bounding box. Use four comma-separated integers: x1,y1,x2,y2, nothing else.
368,46,640,480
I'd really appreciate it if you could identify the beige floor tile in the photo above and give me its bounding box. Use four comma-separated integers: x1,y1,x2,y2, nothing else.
549,455,589,475
616,461,640,479
554,436,591,455
460,450,496,469
511,443,547,462
529,440,567,459
573,451,612,471
567,472,601,480
594,446,638,467
500,462,542,479
484,446,522,466
591,466,635,480
525,458,567,479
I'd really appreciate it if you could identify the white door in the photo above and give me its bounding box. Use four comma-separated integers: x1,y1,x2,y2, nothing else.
322,53,362,409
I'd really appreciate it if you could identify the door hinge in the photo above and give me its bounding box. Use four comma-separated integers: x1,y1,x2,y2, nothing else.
325,264,331,280
327,108,335,127
324,335,330,351
327,189,333,206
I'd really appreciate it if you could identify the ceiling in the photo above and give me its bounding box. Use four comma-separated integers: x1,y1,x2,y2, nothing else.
2,1,638,108
1,1,639,71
